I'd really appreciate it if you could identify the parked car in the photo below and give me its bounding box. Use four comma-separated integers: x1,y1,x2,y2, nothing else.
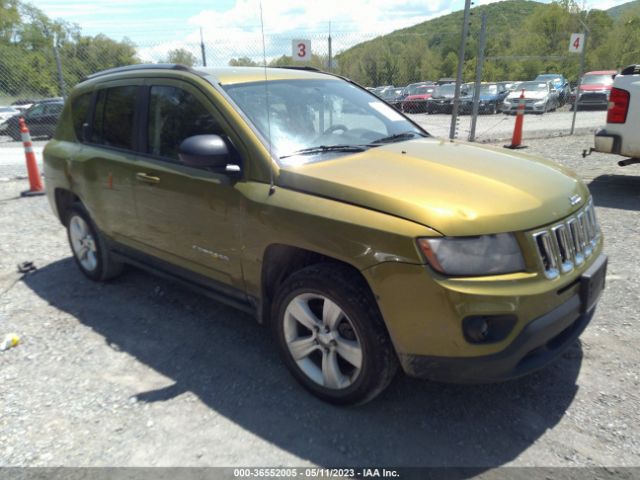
1,98,64,140
591,64,640,167
571,70,617,110
535,74,571,106
380,87,405,110
501,81,559,114
460,83,509,114
0,106,20,122
402,83,436,113
427,83,466,113
11,99,36,112
44,64,606,405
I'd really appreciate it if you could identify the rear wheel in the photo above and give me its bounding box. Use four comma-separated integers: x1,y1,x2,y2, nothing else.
65,204,123,282
272,264,398,405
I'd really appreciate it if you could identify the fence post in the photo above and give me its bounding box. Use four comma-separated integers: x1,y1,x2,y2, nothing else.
570,29,588,135
200,28,207,67
53,36,66,100
469,13,487,142
449,0,473,140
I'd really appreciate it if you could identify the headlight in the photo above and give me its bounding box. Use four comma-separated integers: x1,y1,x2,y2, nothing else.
417,233,525,276
535,100,546,105
503,99,512,105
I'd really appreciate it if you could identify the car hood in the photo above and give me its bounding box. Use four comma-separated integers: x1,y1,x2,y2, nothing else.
508,91,548,100
278,139,587,236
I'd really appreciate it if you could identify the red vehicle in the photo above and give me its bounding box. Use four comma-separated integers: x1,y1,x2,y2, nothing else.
572,70,617,109
401,82,435,113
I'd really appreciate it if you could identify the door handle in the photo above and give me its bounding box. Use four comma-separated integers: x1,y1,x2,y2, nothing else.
136,172,160,184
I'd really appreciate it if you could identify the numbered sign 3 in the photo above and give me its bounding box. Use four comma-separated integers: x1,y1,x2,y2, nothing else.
569,33,585,53
292,39,311,62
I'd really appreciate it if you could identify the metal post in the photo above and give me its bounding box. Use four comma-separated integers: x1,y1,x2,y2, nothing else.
328,22,333,72
469,13,487,142
449,0,473,140
53,37,66,100
570,30,587,135
200,28,207,67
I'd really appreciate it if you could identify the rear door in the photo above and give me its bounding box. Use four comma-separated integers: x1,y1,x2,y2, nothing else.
70,80,142,241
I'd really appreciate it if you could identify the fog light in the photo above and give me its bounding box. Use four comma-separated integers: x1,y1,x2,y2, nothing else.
463,315,517,344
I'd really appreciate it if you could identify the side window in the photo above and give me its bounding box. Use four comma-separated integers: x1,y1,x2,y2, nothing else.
46,103,63,115
26,104,45,118
148,85,219,162
91,85,137,150
72,93,92,142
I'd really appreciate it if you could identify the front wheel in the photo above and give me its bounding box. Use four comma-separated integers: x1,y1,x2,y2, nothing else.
272,264,398,405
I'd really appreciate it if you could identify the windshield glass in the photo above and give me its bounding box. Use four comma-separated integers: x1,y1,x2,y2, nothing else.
222,79,426,166
406,84,433,95
536,75,562,84
434,84,455,96
582,74,614,85
517,82,549,92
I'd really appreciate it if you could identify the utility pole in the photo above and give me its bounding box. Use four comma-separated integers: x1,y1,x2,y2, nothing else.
449,0,473,140
469,12,487,142
200,28,207,67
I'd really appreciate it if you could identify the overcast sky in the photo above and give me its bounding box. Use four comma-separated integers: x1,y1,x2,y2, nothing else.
34,0,632,63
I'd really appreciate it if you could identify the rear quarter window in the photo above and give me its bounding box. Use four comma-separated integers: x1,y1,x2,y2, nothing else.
72,93,92,142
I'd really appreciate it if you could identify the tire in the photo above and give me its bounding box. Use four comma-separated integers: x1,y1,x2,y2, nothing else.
272,263,398,405
65,203,124,282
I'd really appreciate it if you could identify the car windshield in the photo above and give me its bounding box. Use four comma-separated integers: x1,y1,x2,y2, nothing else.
406,84,433,95
582,74,614,85
479,84,498,94
434,84,455,95
222,79,427,166
0,107,16,113
517,82,548,92
536,75,562,84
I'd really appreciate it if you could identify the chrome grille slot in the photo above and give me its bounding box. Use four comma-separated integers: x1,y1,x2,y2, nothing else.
531,200,600,279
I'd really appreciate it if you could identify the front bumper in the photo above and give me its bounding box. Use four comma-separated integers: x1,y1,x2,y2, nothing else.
400,254,607,383
501,102,547,113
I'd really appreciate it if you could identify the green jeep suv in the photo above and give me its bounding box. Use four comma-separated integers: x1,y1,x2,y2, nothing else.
43,64,607,404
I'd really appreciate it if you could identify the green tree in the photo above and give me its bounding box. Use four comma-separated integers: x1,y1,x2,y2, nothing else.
229,56,259,66
165,48,197,67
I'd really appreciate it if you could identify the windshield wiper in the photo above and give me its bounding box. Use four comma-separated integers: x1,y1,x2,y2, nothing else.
280,144,368,159
369,131,427,145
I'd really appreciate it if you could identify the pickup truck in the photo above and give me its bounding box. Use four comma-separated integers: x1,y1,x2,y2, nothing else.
591,65,640,167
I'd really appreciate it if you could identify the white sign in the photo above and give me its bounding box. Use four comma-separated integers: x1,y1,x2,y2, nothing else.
569,33,585,53
292,39,311,62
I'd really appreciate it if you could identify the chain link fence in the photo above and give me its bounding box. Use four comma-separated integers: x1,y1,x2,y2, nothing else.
1,26,605,144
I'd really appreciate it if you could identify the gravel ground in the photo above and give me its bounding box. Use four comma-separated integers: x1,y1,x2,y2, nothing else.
0,134,639,471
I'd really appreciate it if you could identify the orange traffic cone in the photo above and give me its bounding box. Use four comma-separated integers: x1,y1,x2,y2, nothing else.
504,89,527,149
19,117,45,197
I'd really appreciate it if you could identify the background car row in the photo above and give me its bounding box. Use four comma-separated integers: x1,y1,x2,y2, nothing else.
0,97,64,140
370,69,618,115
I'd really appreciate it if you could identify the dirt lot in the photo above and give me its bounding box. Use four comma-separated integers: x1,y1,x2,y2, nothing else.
0,134,639,470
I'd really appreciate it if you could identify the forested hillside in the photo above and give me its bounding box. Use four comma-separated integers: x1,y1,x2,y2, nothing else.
334,0,640,86
0,0,138,98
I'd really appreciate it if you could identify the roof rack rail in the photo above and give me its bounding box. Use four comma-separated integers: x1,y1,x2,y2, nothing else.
273,65,322,72
83,63,192,82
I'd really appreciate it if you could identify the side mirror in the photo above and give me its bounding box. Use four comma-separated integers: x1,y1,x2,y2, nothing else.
178,134,240,172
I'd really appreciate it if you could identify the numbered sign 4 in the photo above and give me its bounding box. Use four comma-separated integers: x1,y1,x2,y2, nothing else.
292,39,311,62
569,33,585,53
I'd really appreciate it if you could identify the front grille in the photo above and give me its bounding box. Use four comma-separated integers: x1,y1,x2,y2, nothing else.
532,200,600,279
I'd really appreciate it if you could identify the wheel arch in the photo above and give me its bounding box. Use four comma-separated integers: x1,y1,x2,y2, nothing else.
259,244,374,325
54,188,81,224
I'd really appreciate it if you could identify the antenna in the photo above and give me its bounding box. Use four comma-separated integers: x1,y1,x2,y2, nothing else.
260,2,276,196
